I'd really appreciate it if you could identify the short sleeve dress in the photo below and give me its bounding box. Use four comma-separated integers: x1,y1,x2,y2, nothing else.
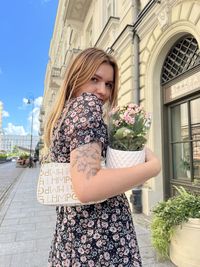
48,92,142,267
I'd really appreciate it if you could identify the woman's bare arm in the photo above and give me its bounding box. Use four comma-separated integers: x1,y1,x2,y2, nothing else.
70,142,161,203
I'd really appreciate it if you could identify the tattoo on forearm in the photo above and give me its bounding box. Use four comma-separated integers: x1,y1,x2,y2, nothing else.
72,143,101,179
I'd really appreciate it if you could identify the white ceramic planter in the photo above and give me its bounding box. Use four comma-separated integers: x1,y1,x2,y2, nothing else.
170,218,200,267
106,146,145,168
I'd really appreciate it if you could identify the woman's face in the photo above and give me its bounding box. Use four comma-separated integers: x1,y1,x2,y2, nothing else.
75,63,114,103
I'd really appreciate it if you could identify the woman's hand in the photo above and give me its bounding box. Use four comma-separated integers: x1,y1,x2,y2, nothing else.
145,147,161,176
145,147,156,161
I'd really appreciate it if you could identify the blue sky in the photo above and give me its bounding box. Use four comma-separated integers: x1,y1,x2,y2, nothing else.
0,0,58,136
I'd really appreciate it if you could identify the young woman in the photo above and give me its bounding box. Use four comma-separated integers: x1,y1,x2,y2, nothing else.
45,47,161,266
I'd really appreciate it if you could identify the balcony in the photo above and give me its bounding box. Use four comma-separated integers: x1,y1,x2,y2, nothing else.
40,106,45,116
63,0,92,23
51,67,61,77
40,124,44,133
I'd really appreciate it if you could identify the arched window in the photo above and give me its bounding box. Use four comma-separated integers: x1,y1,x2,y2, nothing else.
161,36,200,85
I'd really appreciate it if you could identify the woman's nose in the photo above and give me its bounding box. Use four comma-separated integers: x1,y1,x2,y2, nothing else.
97,82,106,94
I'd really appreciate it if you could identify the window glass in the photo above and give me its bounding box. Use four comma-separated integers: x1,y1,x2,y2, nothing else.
191,97,200,140
191,98,200,183
172,142,191,180
171,103,188,142
193,141,200,182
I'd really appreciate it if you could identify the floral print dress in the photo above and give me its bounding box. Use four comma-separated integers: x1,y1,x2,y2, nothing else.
48,92,142,267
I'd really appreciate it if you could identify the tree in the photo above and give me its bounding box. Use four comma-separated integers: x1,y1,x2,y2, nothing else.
12,145,19,154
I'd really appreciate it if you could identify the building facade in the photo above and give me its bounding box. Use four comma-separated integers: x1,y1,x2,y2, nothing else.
0,134,39,153
40,0,200,214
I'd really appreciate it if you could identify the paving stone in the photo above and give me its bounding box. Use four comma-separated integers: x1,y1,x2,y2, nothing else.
0,223,35,234
12,195,36,201
5,211,35,219
140,245,157,265
0,254,12,267
36,237,52,251
0,162,24,203
134,223,149,234
11,251,49,267
49,214,57,220
16,229,54,241
0,232,16,243
4,208,21,214
34,209,56,217
19,214,54,224
35,221,55,229
19,207,49,213
0,240,36,256
9,202,39,209
137,233,152,247
1,218,20,226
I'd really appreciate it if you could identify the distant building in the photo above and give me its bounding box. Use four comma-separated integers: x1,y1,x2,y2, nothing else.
0,134,39,153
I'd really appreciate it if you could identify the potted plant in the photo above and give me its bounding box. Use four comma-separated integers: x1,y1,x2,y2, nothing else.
106,103,151,168
151,186,200,266
16,153,29,167
106,103,152,213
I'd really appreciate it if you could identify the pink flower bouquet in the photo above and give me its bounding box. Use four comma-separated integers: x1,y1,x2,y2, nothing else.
106,103,151,168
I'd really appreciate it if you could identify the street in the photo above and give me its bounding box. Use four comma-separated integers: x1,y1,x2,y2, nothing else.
0,162,24,207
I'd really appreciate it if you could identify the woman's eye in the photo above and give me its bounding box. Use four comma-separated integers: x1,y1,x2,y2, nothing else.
106,83,113,89
91,77,98,82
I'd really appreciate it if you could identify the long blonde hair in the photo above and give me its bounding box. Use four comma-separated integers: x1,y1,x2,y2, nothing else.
44,47,119,147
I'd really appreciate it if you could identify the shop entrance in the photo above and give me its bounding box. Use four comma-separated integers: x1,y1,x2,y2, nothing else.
161,35,200,197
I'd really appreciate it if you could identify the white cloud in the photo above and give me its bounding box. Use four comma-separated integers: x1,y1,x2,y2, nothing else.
28,96,43,135
4,123,27,135
0,67,2,75
34,96,43,107
18,98,29,110
2,110,9,117
23,98,29,104
19,96,43,111
15,96,43,135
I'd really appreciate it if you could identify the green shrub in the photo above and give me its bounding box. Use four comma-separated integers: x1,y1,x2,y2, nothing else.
18,153,29,160
151,186,200,259
0,154,7,159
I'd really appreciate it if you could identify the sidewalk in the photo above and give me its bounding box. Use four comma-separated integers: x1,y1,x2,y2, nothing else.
0,166,175,267
133,215,175,267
